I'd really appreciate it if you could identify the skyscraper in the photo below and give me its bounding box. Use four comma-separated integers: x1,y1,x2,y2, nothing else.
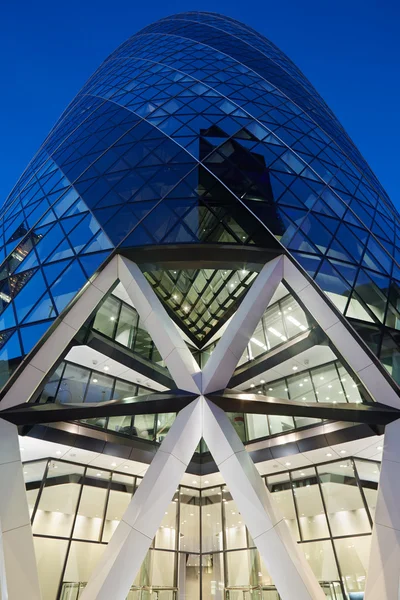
0,11,398,600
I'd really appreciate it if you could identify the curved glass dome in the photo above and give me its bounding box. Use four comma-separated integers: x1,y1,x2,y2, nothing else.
0,11,399,385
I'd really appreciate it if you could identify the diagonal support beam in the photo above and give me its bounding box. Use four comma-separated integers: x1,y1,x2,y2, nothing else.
79,397,203,600
118,256,201,394
0,256,119,411
0,419,41,599
81,396,326,600
202,255,284,394
283,256,400,410
202,397,326,600
210,392,400,426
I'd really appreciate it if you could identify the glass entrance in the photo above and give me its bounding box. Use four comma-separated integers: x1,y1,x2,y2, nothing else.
60,583,177,600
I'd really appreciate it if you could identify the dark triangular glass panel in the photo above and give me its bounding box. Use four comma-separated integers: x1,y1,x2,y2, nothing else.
79,252,110,278
20,321,54,354
43,259,73,287
143,267,258,346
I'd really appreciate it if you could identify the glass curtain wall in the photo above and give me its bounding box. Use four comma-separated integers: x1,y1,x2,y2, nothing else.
91,293,164,366
246,360,365,405
24,456,379,600
37,360,175,443
194,292,311,369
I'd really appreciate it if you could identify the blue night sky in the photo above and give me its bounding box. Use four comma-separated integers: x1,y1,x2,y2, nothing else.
1,0,398,206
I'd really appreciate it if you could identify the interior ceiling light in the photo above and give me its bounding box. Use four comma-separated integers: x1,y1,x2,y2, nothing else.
286,315,307,331
268,327,287,341
250,337,267,350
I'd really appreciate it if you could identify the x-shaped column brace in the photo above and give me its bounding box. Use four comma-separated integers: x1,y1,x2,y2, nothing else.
1,253,399,599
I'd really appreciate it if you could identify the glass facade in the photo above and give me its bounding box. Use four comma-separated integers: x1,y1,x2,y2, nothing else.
0,11,398,388
91,293,164,366
246,360,365,405
25,456,379,599
37,360,176,442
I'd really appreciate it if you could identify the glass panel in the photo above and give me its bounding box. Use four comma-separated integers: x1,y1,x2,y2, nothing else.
133,414,155,440
32,461,84,537
223,487,247,549
115,304,138,348
102,473,135,542
56,363,89,404
245,413,269,440
281,294,308,337
268,414,295,435
202,487,223,552
299,540,340,587
265,378,290,400
156,413,176,443
291,467,330,540
108,415,132,435
267,473,300,541
63,541,106,589
148,549,176,587
84,372,114,403
227,413,247,442
113,379,138,401
92,295,120,338
334,536,371,596
263,304,287,349
317,461,371,536
179,487,200,553
34,536,69,600
354,460,380,521
38,363,64,404
201,553,224,600
226,548,263,588
311,363,345,404
248,319,267,359
178,553,200,600
24,460,47,517
155,500,177,550
288,372,316,403
72,468,110,541
336,364,363,403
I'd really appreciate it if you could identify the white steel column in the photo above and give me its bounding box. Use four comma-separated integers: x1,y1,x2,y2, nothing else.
365,418,400,600
202,398,326,600
0,419,41,600
118,256,201,393
202,255,283,394
82,395,326,600
79,397,203,600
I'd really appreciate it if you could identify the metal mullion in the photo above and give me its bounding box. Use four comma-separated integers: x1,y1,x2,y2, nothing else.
30,458,50,525
199,487,203,600
112,297,123,341
221,485,229,595
55,464,87,600
51,360,67,403
351,457,374,530
98,472,113,543
288,470,303,543
315,465,347,600
334,362,348,403
279,299,290,340
175,485,181,583
260,310,271,352
130,306,140,353
308,367,319,404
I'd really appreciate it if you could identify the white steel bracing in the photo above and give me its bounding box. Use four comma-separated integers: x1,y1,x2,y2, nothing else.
0,253,399,599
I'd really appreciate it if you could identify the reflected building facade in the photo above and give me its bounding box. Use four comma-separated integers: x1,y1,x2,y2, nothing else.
0,11,398,600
